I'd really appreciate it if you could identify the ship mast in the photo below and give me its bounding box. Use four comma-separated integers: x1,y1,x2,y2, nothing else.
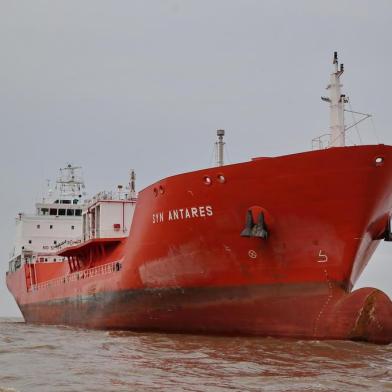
56,164,85,200
128,169,136,199
322,52,348,147
215,129,225,167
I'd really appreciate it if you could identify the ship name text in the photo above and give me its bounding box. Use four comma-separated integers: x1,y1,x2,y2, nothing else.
152,205,213,224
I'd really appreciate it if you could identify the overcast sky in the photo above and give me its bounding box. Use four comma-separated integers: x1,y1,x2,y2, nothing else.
0,0,391,317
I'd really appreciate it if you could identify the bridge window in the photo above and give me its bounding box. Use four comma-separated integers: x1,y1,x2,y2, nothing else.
58,209,66,216
41,208,48,215
50,208,57,216
75,209,82,216
67,209,74,216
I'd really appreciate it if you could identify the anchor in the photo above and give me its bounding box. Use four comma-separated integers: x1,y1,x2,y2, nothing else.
240,209,269,239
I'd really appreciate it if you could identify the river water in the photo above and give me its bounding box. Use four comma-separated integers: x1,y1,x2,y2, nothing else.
0,317,391,391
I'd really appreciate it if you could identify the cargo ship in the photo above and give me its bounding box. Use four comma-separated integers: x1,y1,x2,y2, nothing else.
6,53,392,343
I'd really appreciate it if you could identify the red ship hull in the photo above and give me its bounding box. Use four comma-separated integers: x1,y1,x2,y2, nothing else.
7,145,392,343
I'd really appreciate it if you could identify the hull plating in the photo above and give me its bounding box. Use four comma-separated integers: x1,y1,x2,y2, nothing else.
7,145,392,343
19,283,392,344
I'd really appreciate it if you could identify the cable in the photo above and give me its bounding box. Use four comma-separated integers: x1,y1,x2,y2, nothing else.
348,101,363,145
370,116,380,144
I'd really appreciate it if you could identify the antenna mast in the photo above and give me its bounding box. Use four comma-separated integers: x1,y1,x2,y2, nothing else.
128,169,136,199
321,52,348,147
56,164,85,199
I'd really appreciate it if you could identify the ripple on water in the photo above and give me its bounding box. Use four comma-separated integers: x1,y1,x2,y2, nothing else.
0,318,392,392
0,388,19,392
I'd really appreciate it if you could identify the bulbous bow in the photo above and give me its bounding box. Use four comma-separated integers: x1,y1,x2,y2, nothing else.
319,287,392,344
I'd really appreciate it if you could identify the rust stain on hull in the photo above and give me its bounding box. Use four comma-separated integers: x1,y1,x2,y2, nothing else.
19,283,392,344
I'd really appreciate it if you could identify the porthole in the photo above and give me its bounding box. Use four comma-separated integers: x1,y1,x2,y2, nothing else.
159,185,165,195
203,176,212,186
375,156,384,166
153,188,158,197
217,174,226,183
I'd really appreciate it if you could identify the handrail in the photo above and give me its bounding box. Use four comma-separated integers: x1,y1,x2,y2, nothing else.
52,229,127,251
29,260,122,292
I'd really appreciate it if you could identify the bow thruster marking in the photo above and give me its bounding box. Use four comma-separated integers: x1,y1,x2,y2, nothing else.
317,250,328,263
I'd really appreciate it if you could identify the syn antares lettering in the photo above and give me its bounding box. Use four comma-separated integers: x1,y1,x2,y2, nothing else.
152,205,213,224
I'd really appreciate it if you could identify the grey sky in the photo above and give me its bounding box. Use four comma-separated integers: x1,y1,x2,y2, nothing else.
0,0,391,316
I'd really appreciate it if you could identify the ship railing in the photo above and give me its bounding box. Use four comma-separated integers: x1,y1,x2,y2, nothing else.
87,190,137,204
83,229,128,241
52,229,128,251
29,260,122,292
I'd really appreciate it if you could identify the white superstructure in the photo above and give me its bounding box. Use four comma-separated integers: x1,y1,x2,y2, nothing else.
8,167,138,273
81,170,137,242
8,164,86,272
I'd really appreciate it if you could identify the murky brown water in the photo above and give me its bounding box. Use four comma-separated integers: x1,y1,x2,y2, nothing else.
0,318,392,391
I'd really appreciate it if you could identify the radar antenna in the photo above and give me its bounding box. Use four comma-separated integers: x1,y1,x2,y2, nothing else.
55,164,85,200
